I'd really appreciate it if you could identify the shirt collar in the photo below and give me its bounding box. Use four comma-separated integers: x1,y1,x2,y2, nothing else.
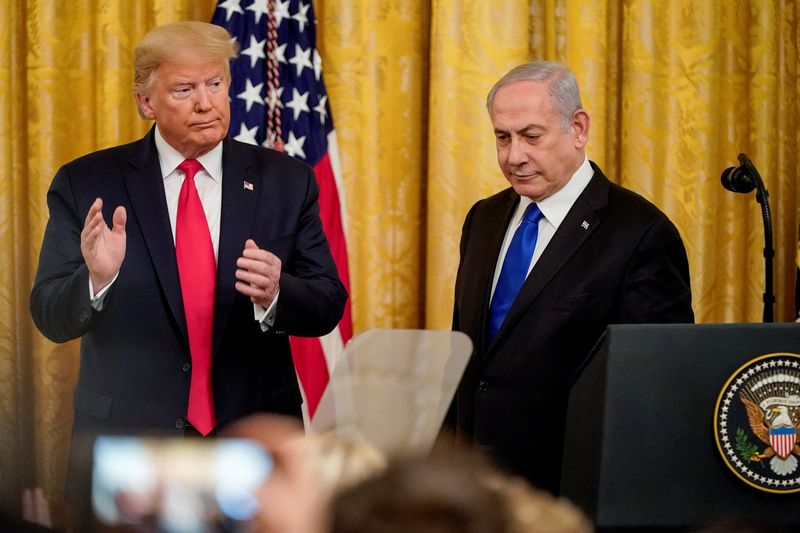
522,155,593,229
154,125,223,182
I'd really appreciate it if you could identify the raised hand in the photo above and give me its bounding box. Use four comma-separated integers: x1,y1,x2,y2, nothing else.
80,197,127,293
235,239,281,308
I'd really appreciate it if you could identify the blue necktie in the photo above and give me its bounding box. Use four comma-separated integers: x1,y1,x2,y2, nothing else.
488,203,543,344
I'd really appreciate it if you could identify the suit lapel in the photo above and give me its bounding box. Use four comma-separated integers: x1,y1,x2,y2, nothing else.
123,128,188,343
213,137,260,354
472,190,519,355
487,166,611,355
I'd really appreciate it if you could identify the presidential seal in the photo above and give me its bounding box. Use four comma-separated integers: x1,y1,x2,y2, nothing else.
714,352,800,494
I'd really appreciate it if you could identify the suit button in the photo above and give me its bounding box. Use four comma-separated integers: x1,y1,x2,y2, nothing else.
182,363,191,373
174,418,185,429
79,311,90,322
478,381,488,392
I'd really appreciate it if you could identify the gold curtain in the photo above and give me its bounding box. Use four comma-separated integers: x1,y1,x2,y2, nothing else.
2,0,797,526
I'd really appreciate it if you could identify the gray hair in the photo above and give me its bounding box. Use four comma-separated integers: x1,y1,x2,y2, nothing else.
486,61,582,132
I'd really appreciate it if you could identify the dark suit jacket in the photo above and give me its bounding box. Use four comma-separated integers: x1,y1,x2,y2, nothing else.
452,162,693,494
30,129,347,498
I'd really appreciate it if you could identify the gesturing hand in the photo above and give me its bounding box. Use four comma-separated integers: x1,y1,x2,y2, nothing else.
235,239,281,308
80,198,127,293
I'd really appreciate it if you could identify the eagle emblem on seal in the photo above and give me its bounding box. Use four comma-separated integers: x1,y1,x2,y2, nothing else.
740,385,800,475
714,353,800,493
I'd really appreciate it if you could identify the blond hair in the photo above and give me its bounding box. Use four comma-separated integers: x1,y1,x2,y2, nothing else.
133,21,238,94
484,474,593,533
306,432,387,495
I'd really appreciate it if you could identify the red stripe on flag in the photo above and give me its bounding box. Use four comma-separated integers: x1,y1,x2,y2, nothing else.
290,335,330,417
290,151,352,418
313,152,353,341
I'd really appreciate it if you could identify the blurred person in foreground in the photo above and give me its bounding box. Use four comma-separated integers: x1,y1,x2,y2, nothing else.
29,20,346,508
224,414,387,533
451,60,693,494
329,445,592,533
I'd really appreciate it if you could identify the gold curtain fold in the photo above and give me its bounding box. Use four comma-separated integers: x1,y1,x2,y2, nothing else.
317,0,430,330
2,0,798,526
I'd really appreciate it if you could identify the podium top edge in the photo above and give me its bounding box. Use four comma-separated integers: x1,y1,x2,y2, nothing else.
607,323,800,332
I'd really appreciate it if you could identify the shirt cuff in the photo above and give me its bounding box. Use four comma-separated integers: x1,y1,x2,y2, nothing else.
89,272,119,311
255,291,279,332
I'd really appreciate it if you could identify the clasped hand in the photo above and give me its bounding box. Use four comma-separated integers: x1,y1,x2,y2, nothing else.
235,239,281,308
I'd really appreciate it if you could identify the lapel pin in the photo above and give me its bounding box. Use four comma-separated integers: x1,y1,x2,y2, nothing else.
581,221,589,229
243,181,254,191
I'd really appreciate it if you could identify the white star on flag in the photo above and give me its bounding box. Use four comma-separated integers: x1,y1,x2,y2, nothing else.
273,0,291,26
283,131,306,159
218,0,243,21
241,35,266,68
289,44,312,77
313,95,328,124
292,2,310,33
234,123,259,145
285,88,310,120
246,0,270,23
237,79,264,112
313,49,322,81
271,43,288,64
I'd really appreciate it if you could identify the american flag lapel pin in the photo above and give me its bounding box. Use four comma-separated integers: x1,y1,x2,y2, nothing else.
581,220,589,229
243,181,254,191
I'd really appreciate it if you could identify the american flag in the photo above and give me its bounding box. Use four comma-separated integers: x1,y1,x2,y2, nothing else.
212,0,353,420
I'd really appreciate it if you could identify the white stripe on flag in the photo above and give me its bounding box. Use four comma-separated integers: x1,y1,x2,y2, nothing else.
327,131,348,236
320,325,346,373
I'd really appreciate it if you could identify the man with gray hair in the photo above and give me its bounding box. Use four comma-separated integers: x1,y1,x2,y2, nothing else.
451,61,693,493
30,21,347,507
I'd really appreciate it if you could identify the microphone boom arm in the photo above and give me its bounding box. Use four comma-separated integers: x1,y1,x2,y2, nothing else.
737,153,775,322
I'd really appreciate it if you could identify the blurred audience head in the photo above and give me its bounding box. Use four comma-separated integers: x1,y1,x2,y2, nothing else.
223,414,386,533
329,446,503,533
329,443,592,533
305,430,387,495
484,473,592,533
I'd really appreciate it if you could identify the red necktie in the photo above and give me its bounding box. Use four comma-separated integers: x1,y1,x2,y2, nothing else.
175,159,216,435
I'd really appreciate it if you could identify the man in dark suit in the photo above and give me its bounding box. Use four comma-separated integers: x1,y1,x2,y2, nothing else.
29,21,346,503
451,61,693,494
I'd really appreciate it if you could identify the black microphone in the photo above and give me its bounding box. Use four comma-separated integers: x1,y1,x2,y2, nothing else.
721,155,757,193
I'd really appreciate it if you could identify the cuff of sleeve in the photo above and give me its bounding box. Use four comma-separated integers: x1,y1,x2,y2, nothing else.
89,272,119,311
255,291,279,332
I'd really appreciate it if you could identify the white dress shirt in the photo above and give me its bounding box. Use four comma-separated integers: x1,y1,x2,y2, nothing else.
490,155,594,300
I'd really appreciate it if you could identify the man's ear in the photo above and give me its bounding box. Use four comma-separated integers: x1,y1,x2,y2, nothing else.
135,92,155,120
571,109,590,149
